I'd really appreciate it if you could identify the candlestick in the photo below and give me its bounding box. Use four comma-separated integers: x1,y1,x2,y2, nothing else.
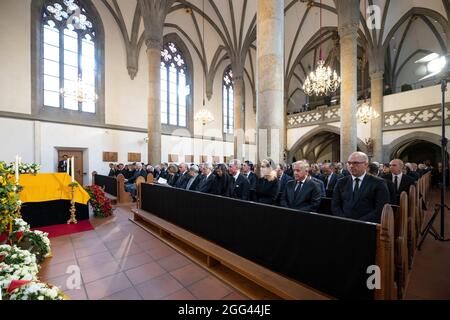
67,184,78,224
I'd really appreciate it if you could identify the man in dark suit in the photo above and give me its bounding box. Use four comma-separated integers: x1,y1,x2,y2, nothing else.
124,163,147,200
174,163,190,189
320,163,343,197
384,159,416,205
242,161,256,201
368,163,396,205
275,163,294,204
58,155,69,173
229,159,250,201
281,161,322,212
196,162,216,194
185,165,202,191
332,152,390,223
108,163,116,177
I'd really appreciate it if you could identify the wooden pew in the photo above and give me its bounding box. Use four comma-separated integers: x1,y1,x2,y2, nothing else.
393,192,409,299
134,184,396,300
92,171,118,204
135,176,146,209
146,173,154,184
116,174,132,204
407,184,417,269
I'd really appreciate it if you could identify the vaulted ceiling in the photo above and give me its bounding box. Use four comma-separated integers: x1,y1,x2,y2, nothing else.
96,0,450,112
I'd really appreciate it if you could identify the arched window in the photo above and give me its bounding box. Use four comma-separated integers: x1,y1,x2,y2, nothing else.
41,0,97,113
160,42,189,127
223,67,234,134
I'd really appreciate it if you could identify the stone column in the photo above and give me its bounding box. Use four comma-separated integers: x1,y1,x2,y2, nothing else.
256,0,285,165
233,75,244,160
370,70,384,162
337,0,360,162
146,40,162,166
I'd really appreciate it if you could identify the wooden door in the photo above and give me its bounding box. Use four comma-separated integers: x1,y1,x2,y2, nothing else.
58,150,84,185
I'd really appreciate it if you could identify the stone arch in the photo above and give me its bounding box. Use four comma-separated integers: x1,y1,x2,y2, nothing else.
287,125,368,163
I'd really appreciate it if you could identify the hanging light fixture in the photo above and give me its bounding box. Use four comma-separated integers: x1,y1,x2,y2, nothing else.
194,0,214,126
60,74,98,103
302,0,341,96
356,1,379,125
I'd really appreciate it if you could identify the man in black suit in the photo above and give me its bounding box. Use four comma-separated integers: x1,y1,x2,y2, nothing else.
58,155,69,173
229,159,250,201
332,152,390,223
108,163,116,177
196,162,216,194
275,163,294,204
242,161,256,201
320,163,343,197
185,165,202,191
174,163,190,189
384,159,416,205
280,161,322,212
124,163,147,200
368,163,396,205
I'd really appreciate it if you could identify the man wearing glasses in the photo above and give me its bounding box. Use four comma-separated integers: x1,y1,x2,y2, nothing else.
331,152,389,223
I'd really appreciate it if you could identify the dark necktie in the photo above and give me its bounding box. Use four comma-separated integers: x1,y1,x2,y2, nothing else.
353,178,360,196
394,175,398,193
294,181,302,193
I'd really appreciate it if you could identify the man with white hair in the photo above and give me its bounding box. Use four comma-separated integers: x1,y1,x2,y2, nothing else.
280,161,322,212
228,159,250,200
174,162,190,189
185,164,202,191
196,162,216,194
332,152,389,223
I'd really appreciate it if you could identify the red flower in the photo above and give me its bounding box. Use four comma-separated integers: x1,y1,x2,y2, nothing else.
8,280,31,294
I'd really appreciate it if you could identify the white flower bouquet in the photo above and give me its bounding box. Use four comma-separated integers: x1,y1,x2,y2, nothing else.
17,230,51,263
8,281,64,300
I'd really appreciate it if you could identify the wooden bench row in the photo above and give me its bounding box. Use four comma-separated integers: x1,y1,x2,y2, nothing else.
92,172,154,204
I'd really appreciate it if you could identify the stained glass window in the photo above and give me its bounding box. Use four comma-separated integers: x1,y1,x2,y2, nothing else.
223,67,234,134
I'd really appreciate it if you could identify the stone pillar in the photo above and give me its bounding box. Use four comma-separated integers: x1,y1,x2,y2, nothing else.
233,75,244,160
337,0,359,162
370,70,384,162
256,0,285,165
146,40,162,166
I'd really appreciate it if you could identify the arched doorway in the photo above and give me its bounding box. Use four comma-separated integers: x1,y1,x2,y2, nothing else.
288,125,368,163
391,140,444,167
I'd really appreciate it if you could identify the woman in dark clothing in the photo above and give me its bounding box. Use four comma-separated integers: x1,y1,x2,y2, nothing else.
167,164,179,187
255,159,280,205
212,164,232,196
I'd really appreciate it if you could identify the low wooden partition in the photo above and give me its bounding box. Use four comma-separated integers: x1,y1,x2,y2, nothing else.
133,183,396,300
92,172,132,204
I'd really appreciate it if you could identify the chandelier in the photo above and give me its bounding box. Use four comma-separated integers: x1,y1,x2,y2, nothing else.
302,0,341,97
194,0,214,127
356,100,379,124
60,75,98,103
194,106,214,126
303,60,341,96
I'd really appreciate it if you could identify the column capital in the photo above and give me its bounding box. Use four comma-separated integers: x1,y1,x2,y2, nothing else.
338,22,359,39
145,38,162,50
370,70,384,81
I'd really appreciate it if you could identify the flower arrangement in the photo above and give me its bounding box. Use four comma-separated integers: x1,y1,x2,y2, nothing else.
84,185,113,218
16,230,51,263
6,162,41,175
0,162,21,237
8,281,64,300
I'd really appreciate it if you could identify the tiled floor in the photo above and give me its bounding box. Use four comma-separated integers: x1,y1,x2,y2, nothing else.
39,190,450,300
38,205,248,300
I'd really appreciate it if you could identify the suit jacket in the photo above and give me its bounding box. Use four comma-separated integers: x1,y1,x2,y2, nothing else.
332,174,390,223
108,169,116,177
246,171,257,201
276,173,294,204
280,177,322,212
384,173,415,205
230,174,250,201
407,171,420,182
321,173,343,197
185,174,202,191
127,169,147,184
311,177,326,197
196,173,216,194
255,177,280,205
174,171,190,189
58,160,68,173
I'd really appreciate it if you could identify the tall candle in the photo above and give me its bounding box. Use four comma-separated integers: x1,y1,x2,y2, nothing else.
71,157,75,183
15,155,19,183
66,157,70,175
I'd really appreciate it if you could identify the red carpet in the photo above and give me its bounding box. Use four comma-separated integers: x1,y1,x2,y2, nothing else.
31,220,94,238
